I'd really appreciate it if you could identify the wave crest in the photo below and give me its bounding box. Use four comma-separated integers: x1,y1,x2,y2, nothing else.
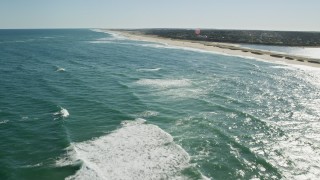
136,79,191,88
63,119,193,180
53,107,69,119
0,120,9,125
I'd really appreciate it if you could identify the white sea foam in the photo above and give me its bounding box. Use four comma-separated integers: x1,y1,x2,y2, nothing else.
162,88,207,99
140,43,170,48
63,119,192,180
136,79,191,88
89,40,113,44
89,37,115,44
136,79,206,99
0,120,9,125
53,107,69,119
106,31,126,40
91,29,126,40
88,36,128,44
90,29,128,44
287,63,320,72
137,68,161,72
21,116,29,121
90,29,106,33
138,42,233,57
56,146,78,167
271,65,298,70
60,108,69,118
56,67,66,72
14,40,26,43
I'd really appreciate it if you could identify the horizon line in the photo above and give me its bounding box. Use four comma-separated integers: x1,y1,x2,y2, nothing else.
0,27,320,33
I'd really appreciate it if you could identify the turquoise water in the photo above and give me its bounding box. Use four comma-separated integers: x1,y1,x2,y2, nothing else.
1,29,320,180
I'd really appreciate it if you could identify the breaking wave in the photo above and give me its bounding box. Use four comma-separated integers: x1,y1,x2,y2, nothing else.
60,119,201,180
53,107,69,119
136,79,191,88
0,120,9,125
56,67,66,72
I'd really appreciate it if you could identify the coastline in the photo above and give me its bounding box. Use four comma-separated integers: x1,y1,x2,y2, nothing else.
106,30,320,68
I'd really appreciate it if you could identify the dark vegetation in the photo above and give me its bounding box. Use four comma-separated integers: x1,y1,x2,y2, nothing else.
130,29,320,46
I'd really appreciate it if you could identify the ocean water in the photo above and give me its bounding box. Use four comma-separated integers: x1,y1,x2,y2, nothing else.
0,29,320,180
240,44,320,59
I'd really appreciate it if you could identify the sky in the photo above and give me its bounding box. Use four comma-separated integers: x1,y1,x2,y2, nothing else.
0,0,319,31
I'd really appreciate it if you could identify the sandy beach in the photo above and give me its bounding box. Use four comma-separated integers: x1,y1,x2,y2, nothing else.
108,30,320,68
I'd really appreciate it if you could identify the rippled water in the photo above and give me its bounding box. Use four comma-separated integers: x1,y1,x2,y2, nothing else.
0,29,319,180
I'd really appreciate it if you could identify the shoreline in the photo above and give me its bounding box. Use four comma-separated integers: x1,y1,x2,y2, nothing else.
106,30,320,68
